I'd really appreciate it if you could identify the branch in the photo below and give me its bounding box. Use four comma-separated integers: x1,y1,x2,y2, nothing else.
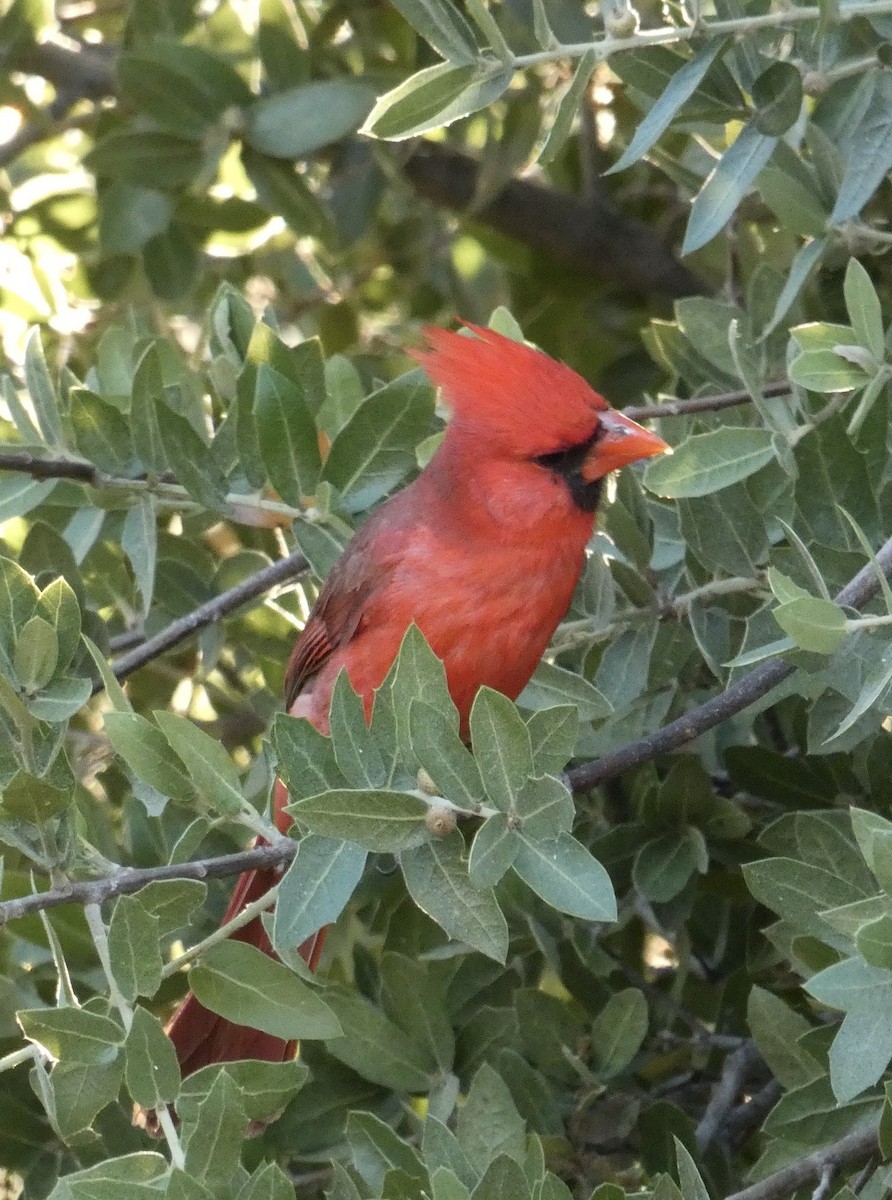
0,842,296,924
567,533,892,792
403,142,706,299
99,548,309,691
623,380,792,423
696,1040,762,1152
724,1125,879,1200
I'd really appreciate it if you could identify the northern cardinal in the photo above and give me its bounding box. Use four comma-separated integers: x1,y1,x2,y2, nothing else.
163,323,668,1077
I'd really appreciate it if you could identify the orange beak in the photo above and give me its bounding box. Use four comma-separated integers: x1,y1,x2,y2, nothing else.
582,410,670,481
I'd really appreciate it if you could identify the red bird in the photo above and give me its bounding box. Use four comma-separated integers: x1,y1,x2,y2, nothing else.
164,323,668,1076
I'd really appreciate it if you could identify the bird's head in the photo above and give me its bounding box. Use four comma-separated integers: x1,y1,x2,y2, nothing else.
411,324,669,510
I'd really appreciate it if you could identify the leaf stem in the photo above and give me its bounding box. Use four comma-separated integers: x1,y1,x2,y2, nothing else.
161,881,282,979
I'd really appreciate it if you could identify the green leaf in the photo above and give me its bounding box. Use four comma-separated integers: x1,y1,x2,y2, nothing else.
844,258,885,361
744,857,867,942
410,699,484,809
773,596,848,653
747,986,822,1089
456,1063,525,1174
124,1005,181,1108
469,687,534,812
473,1154,531,1200
683,122,777,255
273,711,345,797
633,830,705,903
287,788,429,852
323,989,434,1091
329,669,387,787
107,894,163,1002
105,712,193,800
518,662,612,722
468,813,518,887
46,1153,168,1199
156,393,229,511
322,372,434,512
117,42,251,136
828,1005,892,1103
122,495,157,618
674,1139,710,1200
14,615,58,692
190,941,341,1040
99,183,174,254
235,1162,295,1200
525,706,578,776
130,345,169,475
24,328,62,446
176,1059,308,1124
181,1070,247,1190
401,828,509,961
244,80,376,158
27,676,92,723
347,1110,429,1191
591,989,648,1077
17,1007,124,1065
252,363,321,505
539,50,597,166
514,775,574,841
363,61,512,141
272,834,366,955
643,427,776,498
86,131,203,188
154,710,244,817
759,237,827,339
512,832,617,921
831,70,892,222
607,39,727,175
752,61,803,136
388,0,478,62
381,952,455,1071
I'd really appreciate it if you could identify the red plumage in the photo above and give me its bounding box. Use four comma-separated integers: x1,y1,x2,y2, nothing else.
161,325,668,1088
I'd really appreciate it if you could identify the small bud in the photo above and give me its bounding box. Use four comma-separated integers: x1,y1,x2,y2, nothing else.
425,806,457,837
604,4,639,36
417,767,439,796
802,70,829,97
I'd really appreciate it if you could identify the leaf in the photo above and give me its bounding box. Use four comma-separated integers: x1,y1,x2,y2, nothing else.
17,1007,124,1065
362,61,512,141
468,813,518,887
244,80,376,158
538,50,597,165
14,615,58,692
744,858,867,943
829,1005,892,1103
273,711,345,797
773,596,848,654
643,427,776,498
387,0,478,62
24,327,62,447
176,1059,308,1124
456,1063,526,1174
747,986,822,1089
252,362,321,505
287,788,429,852
400,828,509,961
124,1005,181,1108
323,989,434,1091
347,1110,429,1191
46,1153,168,1199
154,710,244,817
759,237,827,339
86,130,203,188
751,61,803,136
683,122,777,254
181,1070,247,1190
122,495,157,618
514,775,574,841
189,941,341,1040
633,830,706,903
831,70,892,222
591,989,648,1077
322,372,434,512
518,662,612,721
410,699,484,809
844,258,885,361
381,952,455,1070
525,706,578,776
104,710,195,796
107,894,163,1002
607,39,727,175
674,1139,710,1200
469,687,534,812
513,832,616,921
272,834,366,955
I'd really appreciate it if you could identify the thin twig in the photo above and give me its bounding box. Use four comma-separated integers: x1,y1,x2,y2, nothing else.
623,380,791,423
567,533,892,792
98,549,309,691
0,842,296,924
724,1080,783,1148
696,1041,762,1152
724,1125,879,1200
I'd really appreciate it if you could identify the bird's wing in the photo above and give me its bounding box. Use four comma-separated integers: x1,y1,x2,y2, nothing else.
283,541,380,709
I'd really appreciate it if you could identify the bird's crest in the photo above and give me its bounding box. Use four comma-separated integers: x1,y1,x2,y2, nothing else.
410,323,608,457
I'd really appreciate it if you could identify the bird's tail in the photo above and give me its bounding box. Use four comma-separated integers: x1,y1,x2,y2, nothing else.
163,779,327,1077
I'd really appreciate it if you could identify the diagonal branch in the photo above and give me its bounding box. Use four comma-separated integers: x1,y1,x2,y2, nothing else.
0,842,295,924
724,1124,879,1200
100,548,309,690
567,533,892,793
